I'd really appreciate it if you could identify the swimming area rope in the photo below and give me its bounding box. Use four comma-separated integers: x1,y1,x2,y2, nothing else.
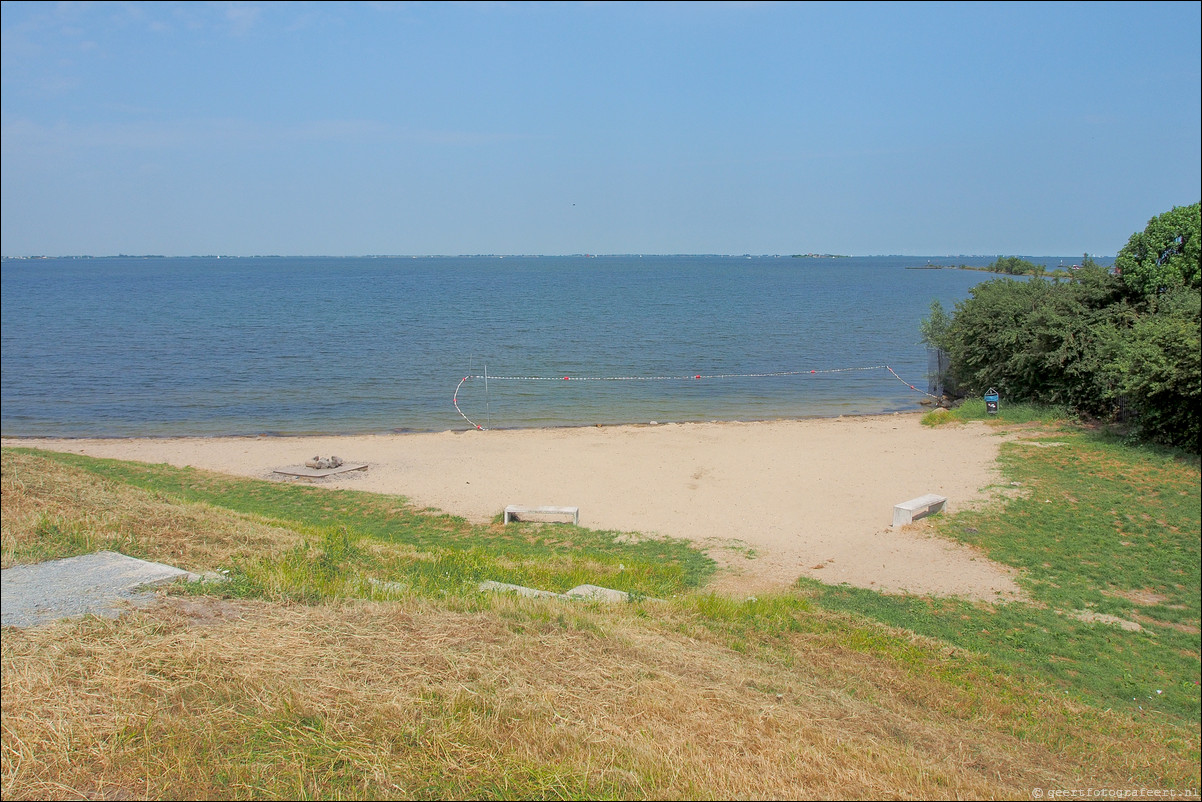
454,364,938,430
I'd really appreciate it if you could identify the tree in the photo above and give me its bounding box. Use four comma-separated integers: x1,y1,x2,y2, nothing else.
930,203,1200,453
1114,202,1201,299
942,267,1129,415
920,300,954,397
918,299,952,352
1109,287,1201,451
986,256,1043,275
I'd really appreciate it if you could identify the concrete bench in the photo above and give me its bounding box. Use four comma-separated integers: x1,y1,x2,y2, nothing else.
892,494,947,527
503,505,579,525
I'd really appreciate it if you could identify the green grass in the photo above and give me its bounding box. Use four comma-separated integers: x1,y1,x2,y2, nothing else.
18,513,147,565
923,397,1073,426
805,428,1201,724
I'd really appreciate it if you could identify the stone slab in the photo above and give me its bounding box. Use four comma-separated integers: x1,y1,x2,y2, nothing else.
1,551,204,629
272,462,368,478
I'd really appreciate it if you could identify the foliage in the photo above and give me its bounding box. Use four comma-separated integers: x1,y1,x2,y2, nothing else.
941,266,1132,416
932,205,1201,452
918,299,954,395
918,299,952,352
985,256,1046,276
1115,202,1201,298
1109,287,1202,451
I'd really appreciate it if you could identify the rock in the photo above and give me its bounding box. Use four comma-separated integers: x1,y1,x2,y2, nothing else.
304,455,345,470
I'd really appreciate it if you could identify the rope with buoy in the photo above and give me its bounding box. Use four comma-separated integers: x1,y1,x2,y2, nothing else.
454,364,939,431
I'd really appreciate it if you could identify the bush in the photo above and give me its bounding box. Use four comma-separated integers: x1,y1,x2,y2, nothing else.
942,267,1130,417
985,256,1046,276
931,206,1200,453
1110,288,1201,451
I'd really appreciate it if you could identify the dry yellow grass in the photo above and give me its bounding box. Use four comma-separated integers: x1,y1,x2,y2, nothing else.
5,591,1196,799
2,448,1198,799
1,450,300,570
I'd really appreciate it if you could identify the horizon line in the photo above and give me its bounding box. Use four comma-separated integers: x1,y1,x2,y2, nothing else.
2,252,1115,260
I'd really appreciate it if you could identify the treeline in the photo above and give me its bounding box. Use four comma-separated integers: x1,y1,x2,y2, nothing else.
985,255,1047,275
923,203,1201,453
970,256,1098,277
928,257,1096,278
980,255,1087,277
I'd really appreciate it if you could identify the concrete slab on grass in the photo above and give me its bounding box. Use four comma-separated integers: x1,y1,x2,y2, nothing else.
272,462,368,479
1,551,204,629
478,580,645,603
478,580,569,600
565,584,634,602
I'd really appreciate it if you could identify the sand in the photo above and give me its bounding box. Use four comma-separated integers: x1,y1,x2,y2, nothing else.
2,413,1024,601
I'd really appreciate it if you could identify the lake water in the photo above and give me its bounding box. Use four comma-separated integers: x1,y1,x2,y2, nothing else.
1,254,1065,437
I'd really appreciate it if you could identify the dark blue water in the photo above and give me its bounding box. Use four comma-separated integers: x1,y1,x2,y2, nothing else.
1,255,1067,436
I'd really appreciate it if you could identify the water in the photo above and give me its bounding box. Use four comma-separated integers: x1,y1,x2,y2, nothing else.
1,254,1059,437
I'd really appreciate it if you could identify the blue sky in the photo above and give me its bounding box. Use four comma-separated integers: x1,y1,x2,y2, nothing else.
2,1,1199,257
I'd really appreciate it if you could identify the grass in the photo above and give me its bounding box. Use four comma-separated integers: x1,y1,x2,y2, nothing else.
922,397,1074,426
2,434,1200,799
1,448,712,600
805,425,1201,723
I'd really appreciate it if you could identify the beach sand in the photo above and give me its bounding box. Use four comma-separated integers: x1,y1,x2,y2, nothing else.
2,414,1024,600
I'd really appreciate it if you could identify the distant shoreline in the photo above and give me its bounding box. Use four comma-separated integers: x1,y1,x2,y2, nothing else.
3,253,1112,261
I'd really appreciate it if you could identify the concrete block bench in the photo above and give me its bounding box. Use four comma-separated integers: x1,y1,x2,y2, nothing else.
892,494,947,527
503,505,579,525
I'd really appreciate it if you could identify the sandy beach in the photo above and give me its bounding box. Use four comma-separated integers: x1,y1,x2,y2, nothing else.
2,413,1024,600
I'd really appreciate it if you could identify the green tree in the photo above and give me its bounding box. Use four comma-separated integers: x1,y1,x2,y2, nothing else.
932,204,1200,453
943,267,1129,415
920,300,954,397
918,299,952,352
1109,287,1201,451
986,256,1043,275
1114,202,1201,298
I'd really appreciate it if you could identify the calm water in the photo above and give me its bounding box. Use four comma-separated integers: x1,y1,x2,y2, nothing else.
1,254,1059,437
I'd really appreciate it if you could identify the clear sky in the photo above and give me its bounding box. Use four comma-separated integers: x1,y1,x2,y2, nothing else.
2,1,1199,257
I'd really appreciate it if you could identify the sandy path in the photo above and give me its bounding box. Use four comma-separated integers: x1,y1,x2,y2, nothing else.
3,414,1023,600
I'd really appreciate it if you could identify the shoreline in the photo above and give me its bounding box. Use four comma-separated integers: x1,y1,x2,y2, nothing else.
0,404,940,442
2,413,1022,601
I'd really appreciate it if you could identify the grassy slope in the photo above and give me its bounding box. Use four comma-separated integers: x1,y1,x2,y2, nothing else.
811,412,1200,724
1,427,1199,799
